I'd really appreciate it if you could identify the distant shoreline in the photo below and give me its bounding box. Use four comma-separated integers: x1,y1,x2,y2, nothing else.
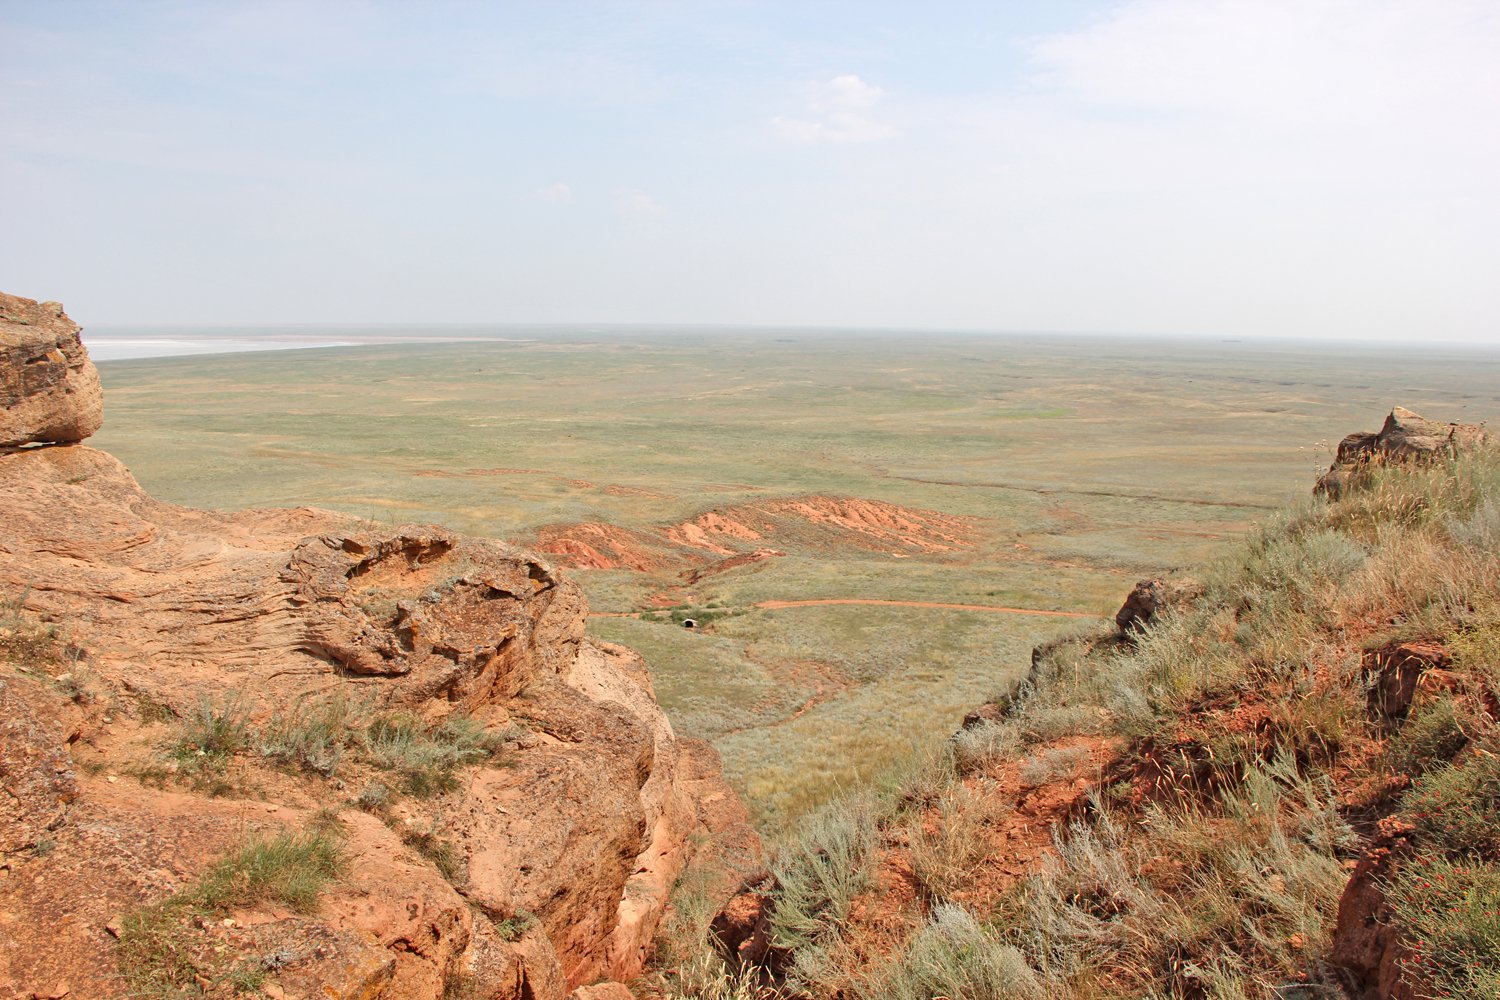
83,325,1500,363
85,332,531,362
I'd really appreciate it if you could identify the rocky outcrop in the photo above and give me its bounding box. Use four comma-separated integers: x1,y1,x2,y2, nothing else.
0,445,757,997
1114,576,1203,635
0,294,757,999
1363,642,1451,722
1316,406,1486,498
0,292,103,447
1330,817,1420,1000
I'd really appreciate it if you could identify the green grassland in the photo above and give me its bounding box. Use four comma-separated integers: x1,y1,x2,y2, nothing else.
90,331,1499,830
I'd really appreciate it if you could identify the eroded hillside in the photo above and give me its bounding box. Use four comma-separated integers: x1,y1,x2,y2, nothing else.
670,407,1499,1000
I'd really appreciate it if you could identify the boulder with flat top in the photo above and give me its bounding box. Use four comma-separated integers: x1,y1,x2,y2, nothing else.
1315,406,1486,498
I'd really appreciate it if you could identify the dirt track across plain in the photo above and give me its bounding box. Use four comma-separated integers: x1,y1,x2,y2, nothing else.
752,598,1097,617
590,599,1097,619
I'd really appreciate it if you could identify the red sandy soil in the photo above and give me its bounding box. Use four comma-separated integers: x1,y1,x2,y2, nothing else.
664,496,974,556
532,522,684,572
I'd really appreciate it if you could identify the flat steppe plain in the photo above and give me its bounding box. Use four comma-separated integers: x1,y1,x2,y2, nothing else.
91,331,1499,830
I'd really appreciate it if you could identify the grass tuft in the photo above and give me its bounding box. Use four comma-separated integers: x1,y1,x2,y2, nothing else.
116,828,346,997
257,690,371,777
192,829,346,913
360,711,505,797
397,823,463,881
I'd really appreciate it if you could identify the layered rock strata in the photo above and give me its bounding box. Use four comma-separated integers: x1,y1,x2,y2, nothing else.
0,291,104,447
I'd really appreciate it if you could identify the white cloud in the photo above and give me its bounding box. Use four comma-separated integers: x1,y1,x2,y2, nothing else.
615,188,665,217
772,73,896,143
1029,0,1500,135
816,73,886,111
538,181,572,203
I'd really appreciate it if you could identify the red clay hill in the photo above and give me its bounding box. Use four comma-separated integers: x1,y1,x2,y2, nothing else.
531,495,977,582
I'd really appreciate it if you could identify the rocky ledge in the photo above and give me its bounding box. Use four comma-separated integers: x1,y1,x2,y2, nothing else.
0,294,758,999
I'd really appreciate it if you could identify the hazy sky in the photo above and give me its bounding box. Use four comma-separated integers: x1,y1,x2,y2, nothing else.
3,1,1497,341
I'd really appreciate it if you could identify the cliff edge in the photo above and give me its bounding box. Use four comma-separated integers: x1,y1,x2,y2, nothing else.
0,293,758,1000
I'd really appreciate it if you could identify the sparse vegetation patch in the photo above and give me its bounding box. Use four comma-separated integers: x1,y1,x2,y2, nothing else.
359,711,506,797
116,828,346,997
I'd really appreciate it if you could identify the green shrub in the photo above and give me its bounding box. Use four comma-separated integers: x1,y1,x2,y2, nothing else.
1448,603,1500,690
871,904,1042,1000
492,908,537,941
170,695,252,771
1402,749,1500,859
1386,857,1500,999
258,691,370,776
907,781,1012,902
356,780,393,814
1018,704,1103,746
1386,698,1471,778
1014,759,1351,995
769,796,880,958
952,720,1019,774
1446,499,1500,579
1018,746,1089,789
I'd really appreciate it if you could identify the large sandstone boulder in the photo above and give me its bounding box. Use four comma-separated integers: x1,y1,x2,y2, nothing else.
1316,406,1486,498
0,292,103,447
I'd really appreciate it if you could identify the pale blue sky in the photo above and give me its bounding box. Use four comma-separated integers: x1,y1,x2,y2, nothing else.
3,1,1497,341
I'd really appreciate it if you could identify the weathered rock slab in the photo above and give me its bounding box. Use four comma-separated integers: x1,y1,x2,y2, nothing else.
0,440,758,998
